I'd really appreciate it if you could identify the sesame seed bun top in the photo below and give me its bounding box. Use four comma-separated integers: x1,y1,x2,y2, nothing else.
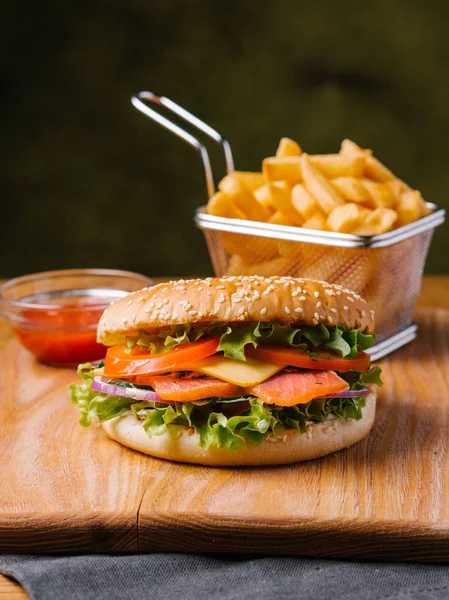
97,276,375,346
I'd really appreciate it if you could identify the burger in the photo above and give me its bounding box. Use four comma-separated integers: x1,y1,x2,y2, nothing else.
70,276,382,466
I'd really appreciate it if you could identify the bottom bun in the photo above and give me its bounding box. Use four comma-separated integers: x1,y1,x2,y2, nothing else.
102,389,376,466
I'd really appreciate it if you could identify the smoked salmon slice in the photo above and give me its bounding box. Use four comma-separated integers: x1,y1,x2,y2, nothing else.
245,370,348,407
148,374,242,402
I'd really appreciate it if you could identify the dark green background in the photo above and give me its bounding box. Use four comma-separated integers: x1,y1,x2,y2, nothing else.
3,0,448,279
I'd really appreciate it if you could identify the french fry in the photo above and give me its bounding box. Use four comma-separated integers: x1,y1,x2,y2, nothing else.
397,190,424,226
262,157,302,182
358,206,372,221
269,182,303,225
220,232,279,263
207,191,246,219
234,256,293,277
300,154,345,215
253,184,276,216
226,253,251,276
276,137,302,157
208,135,427,283
331,177,371,204
352,207,397,235
302,213,328,230
293,245,341,281
230,171,265,191
340,139,407,185
291,184,323,220
340,139,373,157
360,179,396,209
218,174,269,221
385,179,404,202
269,210,298,226
310,154,365,178
327,203,364,233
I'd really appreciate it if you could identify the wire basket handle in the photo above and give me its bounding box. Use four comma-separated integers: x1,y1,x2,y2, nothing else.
131,91,234,199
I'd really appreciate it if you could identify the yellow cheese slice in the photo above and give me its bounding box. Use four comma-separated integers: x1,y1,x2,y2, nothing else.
185,355,285,387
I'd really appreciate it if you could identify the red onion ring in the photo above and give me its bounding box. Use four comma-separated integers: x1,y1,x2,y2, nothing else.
91,376,162,403
320,387,369,399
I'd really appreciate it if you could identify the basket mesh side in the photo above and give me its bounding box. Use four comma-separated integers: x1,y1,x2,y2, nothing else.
203,230,433,343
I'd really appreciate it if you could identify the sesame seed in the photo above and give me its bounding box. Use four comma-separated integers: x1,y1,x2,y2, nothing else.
178,286,185,290
138,296,145,303
163,313,170,320
362,310,366,317
261,307,267,315
370,309,375,319
161,287,168,292
216,285,225,290
337,291,342,296
325,289,335,296
312,318,318,325
330,308,337,313
188,310,197,316
144,308,151,314
122,318,128,324
232,297,242,303
253,290,261,299
149,302,155,308
314,291,320,298
291,290,299,297
238,306,245,315
198,311,203,317
207,290,212,296
218,296,226,304
327,316,333,324
299,296,306,301
295,307,303,313
184,302,192,310
314,312,319,319
198,286,203,292
163,298,169,305
157,302,163,309
126,299,132,306
343,306,349,311
285,306,291,314
347,297,354,303
316,301,322,308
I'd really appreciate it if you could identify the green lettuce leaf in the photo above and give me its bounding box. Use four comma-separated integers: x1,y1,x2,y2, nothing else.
69,363,132,426
124,320,375,360
217,322,262,361
340,365,383,389
70,364,371,452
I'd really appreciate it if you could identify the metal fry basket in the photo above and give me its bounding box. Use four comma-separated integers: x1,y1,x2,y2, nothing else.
132,91,446,360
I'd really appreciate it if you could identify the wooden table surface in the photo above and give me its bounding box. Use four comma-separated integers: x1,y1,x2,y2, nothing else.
1,275,447,599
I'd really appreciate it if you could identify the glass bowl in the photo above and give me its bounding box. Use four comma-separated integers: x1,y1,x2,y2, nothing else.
0,268,152,367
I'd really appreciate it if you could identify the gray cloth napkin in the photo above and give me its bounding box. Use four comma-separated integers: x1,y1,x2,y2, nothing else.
1,555,449,600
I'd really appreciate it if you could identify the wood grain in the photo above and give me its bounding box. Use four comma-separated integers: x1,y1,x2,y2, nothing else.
0,305,448,560
0,276,448,598
0,577,27,599
137,306,449,560
0,339,152,553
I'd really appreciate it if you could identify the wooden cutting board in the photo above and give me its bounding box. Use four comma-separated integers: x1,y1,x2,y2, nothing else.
1,306,449,561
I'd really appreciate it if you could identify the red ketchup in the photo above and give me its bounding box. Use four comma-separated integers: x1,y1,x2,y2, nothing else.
12,296,113,366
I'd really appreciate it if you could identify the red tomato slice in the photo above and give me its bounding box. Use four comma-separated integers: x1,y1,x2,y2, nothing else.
104,337,220,378
246,346,371,372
